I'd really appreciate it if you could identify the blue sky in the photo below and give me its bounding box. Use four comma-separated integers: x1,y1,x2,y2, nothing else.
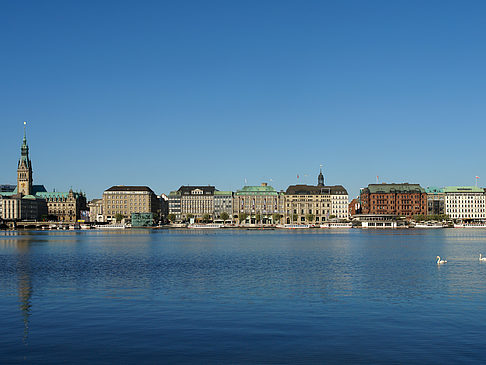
1,0,486,199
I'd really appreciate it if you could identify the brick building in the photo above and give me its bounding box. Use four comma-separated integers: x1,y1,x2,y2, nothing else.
360,183,427,217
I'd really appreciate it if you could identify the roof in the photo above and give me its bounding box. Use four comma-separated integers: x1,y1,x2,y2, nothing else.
36,191,82,199
364,183,425,194
178,186,216,195
12,185,48,194
236,185,278,196
105,186,155,193
425,187,444,194
443,186,484,193
285,185,348,195
214,191,233,196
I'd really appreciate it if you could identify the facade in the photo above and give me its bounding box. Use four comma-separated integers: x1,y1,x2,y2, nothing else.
360,183,427,217
37,190,87,222
102,186,159,222
178,186,216,220
131,212,154,227
158,194,169,220
214,191,233,219
444,186,485,220
233,183,284,224
349,197,361,217
1,194,45,221
425,187,445,216
88,199,104,222
284,171,348,224
168,190,181,221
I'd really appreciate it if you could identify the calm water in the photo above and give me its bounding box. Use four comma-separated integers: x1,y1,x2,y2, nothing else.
1,229,486,364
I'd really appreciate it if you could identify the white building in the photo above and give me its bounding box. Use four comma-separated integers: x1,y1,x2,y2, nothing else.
444,186,485,220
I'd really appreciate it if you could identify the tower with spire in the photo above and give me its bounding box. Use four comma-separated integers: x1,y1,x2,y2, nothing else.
317,167,324,187
17,122,33,195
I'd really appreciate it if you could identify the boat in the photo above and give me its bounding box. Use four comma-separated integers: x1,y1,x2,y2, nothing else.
94,223,127,230
188,223,223,229
69,223,81,230
454,223,486,228
320,222,352,229
413,222,444,229
80,224,92,230
276,224,311,229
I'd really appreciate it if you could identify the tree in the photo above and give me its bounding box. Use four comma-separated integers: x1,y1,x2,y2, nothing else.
329,214,336,219
186,214,194,222
202,213,211,223
220,212,229,221
272,213,282,223
167,214,176,222
306,213,315,222
239,213,248,223
115,213,124,223
292,214,298,222
255,213,261,223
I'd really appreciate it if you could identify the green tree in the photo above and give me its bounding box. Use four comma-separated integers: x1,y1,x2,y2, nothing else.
239,213,248,223
115,213,124,223
292,214,298,222
220,212,229,221
186,214,194,221
167,214,176,222
202,213,211,223
255,213,261,223
272,213,282,223
306,213,315,222
329,214,336,219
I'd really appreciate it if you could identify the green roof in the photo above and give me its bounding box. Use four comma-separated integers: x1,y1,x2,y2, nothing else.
425,187,444,194
236,185,278,196
366,183,425,194
214,191,233,195
443,186,484,193
0,192,16,197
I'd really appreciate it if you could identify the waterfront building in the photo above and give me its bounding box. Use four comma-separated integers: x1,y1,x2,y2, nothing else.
168,190,182,221
102,186,159,222
131,212,154,227
443,186,485,220
0,185,16,192
214,191,233,219
349,197,361,217
284,171,348,224
178,186,216,220
360,183,427,217
1,194,45,221
158,194,169,219
425,187,445,216
233,183,284,224
88,199,103,222
36,190,87,222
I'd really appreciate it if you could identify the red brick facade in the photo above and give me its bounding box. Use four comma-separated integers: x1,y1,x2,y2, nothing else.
360,184,427,216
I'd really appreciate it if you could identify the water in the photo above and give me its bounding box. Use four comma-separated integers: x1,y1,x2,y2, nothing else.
1,229,486,364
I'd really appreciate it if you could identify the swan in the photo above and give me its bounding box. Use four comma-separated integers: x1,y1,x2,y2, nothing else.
436,256,447,264
479,254,486,262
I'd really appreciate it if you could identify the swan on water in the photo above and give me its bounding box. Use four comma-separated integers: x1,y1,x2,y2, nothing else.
480,254,486,262
436,256,447,264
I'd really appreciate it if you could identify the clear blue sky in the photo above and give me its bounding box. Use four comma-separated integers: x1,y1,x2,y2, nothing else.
1,0,486,199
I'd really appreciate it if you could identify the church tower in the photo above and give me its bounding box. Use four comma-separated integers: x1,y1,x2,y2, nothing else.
17,123,33,195
317,168,324,187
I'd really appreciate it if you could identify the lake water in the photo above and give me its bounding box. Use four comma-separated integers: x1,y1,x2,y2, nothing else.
1,229,486,364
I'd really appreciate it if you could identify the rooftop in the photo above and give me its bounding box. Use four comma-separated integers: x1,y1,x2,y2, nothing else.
364,183,425,194
443,186,484,193
105,186,155,193
286,185,348,195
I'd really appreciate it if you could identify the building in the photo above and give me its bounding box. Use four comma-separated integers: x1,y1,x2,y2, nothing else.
36,190,87,222
214,191,233,220
178,186,216,220
0,127,47,221
0,125,88,222
102,186,159,222
131,212,154,227
425,187,445,216
349,197,361,217
359,183,427,217
233,183,284,224
0,185,16,192
444,186,485,221
284,170,348,224
168,190,182,221
88,199,103,222
158,194,169,221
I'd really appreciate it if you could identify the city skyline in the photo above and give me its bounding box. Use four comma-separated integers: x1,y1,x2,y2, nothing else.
2,1,486,199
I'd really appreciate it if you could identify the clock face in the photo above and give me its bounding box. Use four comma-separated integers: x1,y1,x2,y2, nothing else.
21,183,25,187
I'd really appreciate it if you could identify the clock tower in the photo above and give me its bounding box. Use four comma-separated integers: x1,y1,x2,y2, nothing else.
17,123,33,195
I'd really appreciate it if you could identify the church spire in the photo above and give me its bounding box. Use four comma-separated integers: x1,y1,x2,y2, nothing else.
318,166,324,186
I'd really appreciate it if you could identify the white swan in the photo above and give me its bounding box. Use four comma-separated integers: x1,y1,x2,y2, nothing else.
436,256,447,264
479,254,486,262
